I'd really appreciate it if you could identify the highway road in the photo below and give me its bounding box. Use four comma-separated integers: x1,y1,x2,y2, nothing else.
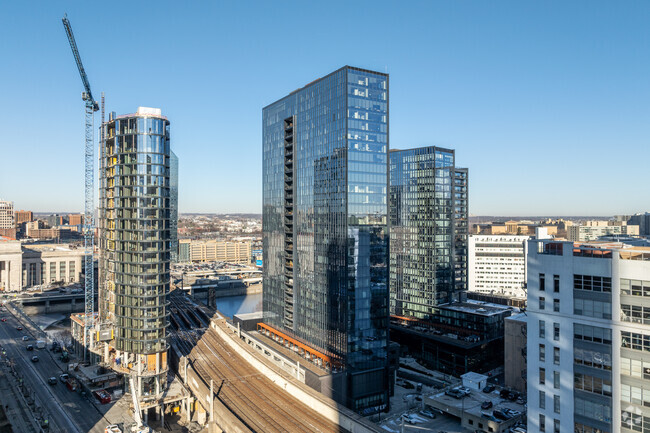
0,307,115,433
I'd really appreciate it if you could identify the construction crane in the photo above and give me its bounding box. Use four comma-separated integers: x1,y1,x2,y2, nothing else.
62,14,98,360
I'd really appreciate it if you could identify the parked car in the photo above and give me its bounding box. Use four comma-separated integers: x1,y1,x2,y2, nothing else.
445,389,465,399
48,377,57,385
482,384,495,393
59,373,69,383
31,356,39,362
481,401,493,410
493,409,512,421
504,408,522,417
26,345,33,351
420,409,436,419
457,386,472,396
500,389,511,399
481,412,498,422
508,391,520,401
400,414,416,424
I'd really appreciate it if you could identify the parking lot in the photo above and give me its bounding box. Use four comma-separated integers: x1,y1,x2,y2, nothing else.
372,371,526,433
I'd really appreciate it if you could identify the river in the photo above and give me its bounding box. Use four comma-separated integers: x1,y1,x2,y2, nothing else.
214,293,263,319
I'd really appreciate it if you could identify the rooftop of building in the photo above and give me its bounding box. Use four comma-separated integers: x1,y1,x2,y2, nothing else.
461,371,489,383
505,312,527,323
113,106,168,121
389,145,456,155
424,386,525,426
535,238,650,261
233,311,264,321
264,65,388,110
22,243,80,252
441,300,515,317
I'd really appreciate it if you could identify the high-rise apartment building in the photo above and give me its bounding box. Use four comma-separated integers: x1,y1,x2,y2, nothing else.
68,214,84,226
0,201,14,229
527,239,650,433
262,66,389,412
628,212,650,236
170,152,178,262
14,210,33,225
468,234,529,298
389,146,468,318
98,107,172,397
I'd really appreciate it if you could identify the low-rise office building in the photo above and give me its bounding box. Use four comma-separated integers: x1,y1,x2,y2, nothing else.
504,312,527,394
391,300,514,376
0,238,84,291
179,239,251,264
568,223,639,241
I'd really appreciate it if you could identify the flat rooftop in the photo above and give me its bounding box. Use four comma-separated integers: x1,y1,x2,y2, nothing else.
248,330,330,377
425,386,525,422
505,312,527,323
234,311,264,321
441,301,514,317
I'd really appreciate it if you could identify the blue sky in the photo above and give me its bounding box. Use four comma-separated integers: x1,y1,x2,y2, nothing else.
0,1,648,216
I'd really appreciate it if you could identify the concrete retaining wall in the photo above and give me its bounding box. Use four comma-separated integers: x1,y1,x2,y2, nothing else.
180,356,250,433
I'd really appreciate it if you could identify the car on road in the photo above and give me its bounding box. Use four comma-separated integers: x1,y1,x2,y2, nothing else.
31,356,38,362
59,373,69,383
481,401,493,410
48,377,57,385
482,384,495,393
15,326,22,331
26,345,33,351
22,336,29,341
1,318,6,322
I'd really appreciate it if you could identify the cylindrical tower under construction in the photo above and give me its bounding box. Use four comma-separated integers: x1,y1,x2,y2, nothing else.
99,106,171,397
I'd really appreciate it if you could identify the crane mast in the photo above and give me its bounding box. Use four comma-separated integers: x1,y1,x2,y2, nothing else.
62,15,98,360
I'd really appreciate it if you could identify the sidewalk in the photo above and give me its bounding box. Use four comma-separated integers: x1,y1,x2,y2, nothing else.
0,367,40,433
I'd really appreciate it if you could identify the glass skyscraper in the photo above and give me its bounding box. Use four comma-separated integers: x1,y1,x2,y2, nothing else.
98,107,172,397
389,146,468,319
262,66,389,412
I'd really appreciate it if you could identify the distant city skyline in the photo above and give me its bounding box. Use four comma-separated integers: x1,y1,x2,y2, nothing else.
1,1,649,215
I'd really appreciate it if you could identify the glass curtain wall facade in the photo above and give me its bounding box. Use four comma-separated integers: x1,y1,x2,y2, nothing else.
389,146,468,319
262,66,389,412
170,151,179,263
99,107,171,396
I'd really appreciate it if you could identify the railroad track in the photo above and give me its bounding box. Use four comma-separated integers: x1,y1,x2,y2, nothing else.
168,292,344,433
190,329,341,433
